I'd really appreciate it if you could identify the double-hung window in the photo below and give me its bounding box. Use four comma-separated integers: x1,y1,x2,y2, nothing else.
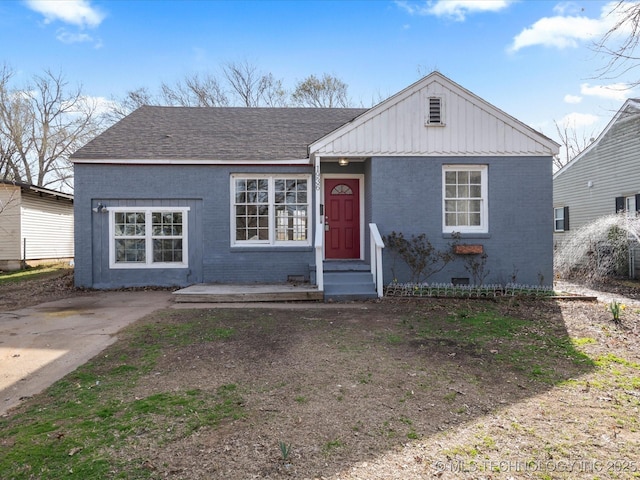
232,174,311,246
625,196,637,217
615,195,639,216
554,206,569,232
443,165,488,233
110,207,189,268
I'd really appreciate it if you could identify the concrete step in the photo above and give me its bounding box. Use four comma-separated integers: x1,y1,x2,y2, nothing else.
323,269,378,302
322,261,370,272
173,284,323,303
324,292,378,302
324,271,374,284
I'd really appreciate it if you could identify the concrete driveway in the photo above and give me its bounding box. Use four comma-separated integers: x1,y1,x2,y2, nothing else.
0,290,173,416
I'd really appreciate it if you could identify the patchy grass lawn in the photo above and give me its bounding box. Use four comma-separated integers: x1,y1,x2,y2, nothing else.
0,264,71,285
1,297,639,479
0,265,77,310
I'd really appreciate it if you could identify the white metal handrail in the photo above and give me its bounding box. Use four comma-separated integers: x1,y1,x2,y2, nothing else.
315,227,324,291
369,223,385,297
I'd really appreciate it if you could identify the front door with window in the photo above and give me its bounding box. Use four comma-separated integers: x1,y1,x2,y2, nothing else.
324,178,360,259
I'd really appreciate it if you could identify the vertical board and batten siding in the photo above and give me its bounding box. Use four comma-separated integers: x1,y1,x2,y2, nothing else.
0,185,21,262
20,192,74,260
553,105,640,248
313,76,555,158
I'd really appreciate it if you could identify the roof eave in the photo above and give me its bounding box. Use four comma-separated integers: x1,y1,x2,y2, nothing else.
72,157,313,166
553,98,638,180
0,180,74,200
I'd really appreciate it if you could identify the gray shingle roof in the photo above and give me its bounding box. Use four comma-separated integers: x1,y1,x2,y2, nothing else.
72,106,368,161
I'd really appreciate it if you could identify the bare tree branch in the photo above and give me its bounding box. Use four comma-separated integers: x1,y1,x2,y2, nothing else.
0,182,19,217
161,73,228,107
291,74,351,107
104,87,157,123
260,73,289,107
0,65,102,190
223,60,281,107
553,120,597,170
105,62,350,115
593,1,640,87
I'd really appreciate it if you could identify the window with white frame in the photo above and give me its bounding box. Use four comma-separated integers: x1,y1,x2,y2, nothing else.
232,175,310,245
110,207,189,268
626,196,637,217
554,206,569,232
615,195,638,216
443,165,488,233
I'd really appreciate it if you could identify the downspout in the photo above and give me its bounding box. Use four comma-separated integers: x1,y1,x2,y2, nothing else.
314,154,322,230
313,154,324,291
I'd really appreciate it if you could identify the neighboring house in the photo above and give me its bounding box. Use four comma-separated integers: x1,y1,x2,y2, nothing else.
0,180,74,271
71,72,559,296
553,98,640,277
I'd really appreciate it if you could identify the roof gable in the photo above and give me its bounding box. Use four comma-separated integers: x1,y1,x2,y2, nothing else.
310,71,559,158
553,98,640,179
72,107,366,163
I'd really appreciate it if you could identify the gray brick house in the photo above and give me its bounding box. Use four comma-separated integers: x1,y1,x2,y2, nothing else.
72,72,559,295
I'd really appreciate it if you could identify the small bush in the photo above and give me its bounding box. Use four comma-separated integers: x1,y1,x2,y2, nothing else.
383,232,457,284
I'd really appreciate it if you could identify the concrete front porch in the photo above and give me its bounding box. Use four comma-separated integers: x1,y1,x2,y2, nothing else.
173,283,323,303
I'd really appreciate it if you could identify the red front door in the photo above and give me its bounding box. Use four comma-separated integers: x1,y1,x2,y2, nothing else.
324,178,360,259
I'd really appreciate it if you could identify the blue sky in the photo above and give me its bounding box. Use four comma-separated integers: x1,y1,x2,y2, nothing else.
1,0,638,148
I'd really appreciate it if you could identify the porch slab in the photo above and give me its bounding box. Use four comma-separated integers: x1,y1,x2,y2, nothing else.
173,284,323,303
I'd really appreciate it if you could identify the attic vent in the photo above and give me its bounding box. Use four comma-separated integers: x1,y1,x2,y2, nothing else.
427,96,443,125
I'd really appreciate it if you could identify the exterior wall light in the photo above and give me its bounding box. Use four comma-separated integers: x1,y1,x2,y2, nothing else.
338,158,349,167
92,202,107,213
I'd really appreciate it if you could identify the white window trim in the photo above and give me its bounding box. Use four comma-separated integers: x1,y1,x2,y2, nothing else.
230,174,312,247
626,196,637,217
554,207,565,232
442,165,488,234
109,206,190,269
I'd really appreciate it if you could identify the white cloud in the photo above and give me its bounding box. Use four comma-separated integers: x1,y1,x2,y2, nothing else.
564,94,582,104
396,0,512,21
428,0,512,20
559,112,600,128
552,2,583,16
394,1,422,16
580,82,632,101
56,30,93,44
89,95,117,116
509,15,604,51
508,1,638,52
25,0,105,28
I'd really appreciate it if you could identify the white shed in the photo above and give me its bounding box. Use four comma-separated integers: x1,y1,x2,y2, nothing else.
0,181,74,271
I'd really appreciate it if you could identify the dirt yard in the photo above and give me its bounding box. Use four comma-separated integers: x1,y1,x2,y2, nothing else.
2,271,640,479
0,268,79,311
